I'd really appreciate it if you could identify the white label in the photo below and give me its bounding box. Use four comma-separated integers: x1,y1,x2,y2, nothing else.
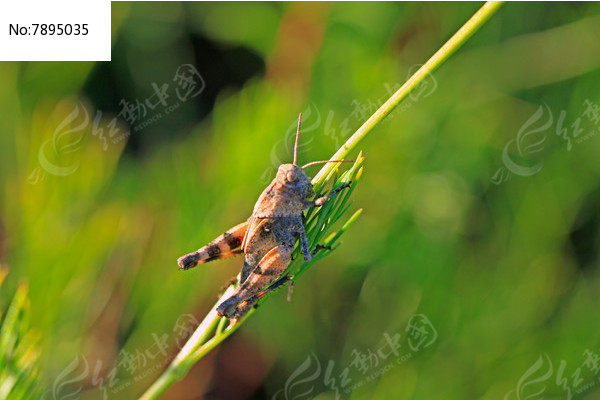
0,0,110,61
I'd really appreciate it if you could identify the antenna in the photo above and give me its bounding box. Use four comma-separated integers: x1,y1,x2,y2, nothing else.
301,159,354,169
293,113,302,165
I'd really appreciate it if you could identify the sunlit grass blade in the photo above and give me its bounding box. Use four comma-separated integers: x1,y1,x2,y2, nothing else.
0,270,41,400
293,208,363,280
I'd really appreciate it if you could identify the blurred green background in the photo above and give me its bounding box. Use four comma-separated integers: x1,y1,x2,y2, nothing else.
2,2,600,399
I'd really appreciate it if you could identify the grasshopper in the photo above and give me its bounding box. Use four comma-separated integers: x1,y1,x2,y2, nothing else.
177,113,352,320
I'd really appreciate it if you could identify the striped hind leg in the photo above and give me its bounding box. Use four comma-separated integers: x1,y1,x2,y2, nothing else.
216,245,292,318
177,221,248,270
224,276,292,324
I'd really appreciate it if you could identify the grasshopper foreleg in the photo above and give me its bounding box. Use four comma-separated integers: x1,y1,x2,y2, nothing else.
298,224,313,261
304,182,351,209
296,224,331,262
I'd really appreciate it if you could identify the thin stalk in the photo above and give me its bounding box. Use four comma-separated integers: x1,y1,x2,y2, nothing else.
138,3,503,398
312,1,504,184
138,285,236,400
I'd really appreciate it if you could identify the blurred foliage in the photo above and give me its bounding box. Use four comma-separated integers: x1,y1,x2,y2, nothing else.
0,269,41,399
1,2,600,399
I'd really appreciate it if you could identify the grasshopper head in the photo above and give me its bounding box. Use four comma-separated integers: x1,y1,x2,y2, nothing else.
276,164,314,197
278,112,351,199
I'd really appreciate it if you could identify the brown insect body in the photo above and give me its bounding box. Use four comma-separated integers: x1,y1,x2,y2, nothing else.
177,114,351,320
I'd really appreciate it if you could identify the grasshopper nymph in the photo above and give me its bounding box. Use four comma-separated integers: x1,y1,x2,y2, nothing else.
177,113,352,321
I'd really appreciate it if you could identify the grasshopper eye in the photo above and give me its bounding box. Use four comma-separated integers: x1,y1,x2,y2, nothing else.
287,171,298,183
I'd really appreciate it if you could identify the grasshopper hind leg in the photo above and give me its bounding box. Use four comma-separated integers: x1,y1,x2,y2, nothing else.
240,254,261,284
177,221,248,270
219,276,292,320
217,245,292,318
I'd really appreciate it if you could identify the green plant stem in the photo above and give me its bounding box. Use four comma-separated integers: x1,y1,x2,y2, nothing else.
140,286,253,400
138,3,503,398
312,1,504,184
